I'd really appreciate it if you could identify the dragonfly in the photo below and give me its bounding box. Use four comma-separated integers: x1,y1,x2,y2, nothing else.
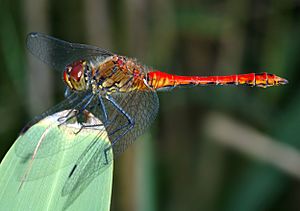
19,32,288,199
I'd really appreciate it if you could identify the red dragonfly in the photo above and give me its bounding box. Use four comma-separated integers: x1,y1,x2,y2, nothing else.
19,32,288,198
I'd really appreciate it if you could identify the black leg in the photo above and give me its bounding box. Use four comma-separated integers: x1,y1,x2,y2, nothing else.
103,94,136,164
105,95,135,145
74,122,105,135
58,93,95,127
98,95,109,124
74,95,109,133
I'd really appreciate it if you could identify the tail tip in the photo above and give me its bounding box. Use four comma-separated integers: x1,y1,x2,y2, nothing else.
276,76,288,85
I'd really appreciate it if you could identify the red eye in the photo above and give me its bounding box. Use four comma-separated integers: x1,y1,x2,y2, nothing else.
70,61,84,81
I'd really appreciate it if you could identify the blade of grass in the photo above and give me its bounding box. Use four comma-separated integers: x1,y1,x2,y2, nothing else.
0,110,113,211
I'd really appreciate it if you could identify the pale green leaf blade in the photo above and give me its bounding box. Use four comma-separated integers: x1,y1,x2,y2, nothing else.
0,110,113,211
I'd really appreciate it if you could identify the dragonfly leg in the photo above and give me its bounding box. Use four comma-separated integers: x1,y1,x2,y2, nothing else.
58,94,95,129
98,95,109,124
57,109,78,123
106,95,135,141
72,95,109,133
76,94,95,114
74,123,104,136
103,95,135,164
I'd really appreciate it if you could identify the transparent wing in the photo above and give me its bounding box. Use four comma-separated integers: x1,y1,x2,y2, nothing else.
26,32,113,71
15,92,97,180
19,92,92,137
61,90,159,197
107,90,159,155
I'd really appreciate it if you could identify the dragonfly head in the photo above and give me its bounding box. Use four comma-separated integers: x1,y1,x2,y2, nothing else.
63,60,89,91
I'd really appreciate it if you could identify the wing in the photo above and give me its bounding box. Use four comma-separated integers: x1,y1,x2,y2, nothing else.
16,92,97,180
61,90,159,200
20,92,92,135
107,90,159,155
26,32,113,71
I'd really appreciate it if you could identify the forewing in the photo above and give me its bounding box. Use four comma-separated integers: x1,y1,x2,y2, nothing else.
61,90,159,196
61,131,111,196
107,90,159,154
15,92,96,180
26,32,113,71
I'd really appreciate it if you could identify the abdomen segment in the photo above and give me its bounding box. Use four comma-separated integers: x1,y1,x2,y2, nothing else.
147,71,288,90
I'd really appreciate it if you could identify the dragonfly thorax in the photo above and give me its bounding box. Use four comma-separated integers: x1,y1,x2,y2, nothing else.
63,60,90,91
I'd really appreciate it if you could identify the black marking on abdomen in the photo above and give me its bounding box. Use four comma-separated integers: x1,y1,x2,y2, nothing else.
246,83,255,87
225,81,236,85
206,82,216,85
178,84,197,88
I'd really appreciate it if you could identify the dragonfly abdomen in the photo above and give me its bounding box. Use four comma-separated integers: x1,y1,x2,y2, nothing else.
147,71,288,90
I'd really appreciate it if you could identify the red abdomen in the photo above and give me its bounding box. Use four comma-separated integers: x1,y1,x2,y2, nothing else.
147,71,288,90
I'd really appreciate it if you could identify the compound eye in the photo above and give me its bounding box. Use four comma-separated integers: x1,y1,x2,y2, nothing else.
70,62,84,81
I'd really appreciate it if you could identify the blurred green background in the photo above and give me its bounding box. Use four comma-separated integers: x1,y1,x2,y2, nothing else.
0,0,299,210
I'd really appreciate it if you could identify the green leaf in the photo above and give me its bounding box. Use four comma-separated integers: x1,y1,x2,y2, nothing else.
0,110,113,211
